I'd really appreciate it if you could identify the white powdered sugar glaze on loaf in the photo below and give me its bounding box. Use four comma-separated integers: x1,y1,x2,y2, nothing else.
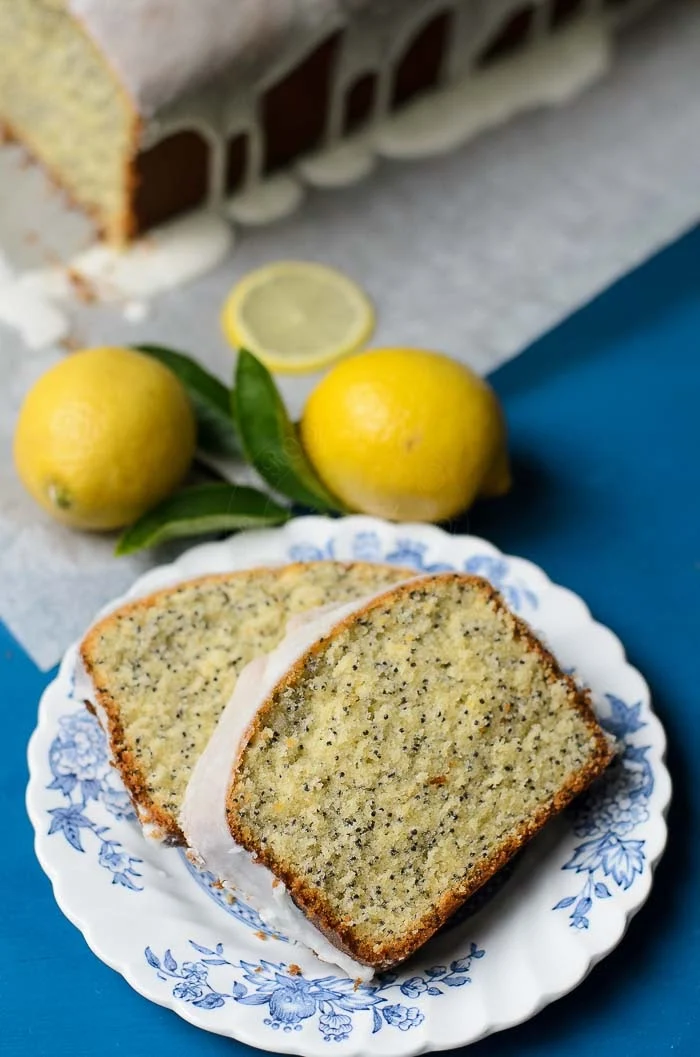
69,0,633,199
375,18,609,160
68,0,400,117
226,174,305,226
66,0,648,122
68,0,310,115
0,211,233,351
180,580,424,980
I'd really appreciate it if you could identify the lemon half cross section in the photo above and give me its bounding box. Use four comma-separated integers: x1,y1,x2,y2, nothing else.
221,261,375,373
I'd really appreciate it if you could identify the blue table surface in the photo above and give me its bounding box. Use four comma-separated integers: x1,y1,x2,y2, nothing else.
2,226,699,1057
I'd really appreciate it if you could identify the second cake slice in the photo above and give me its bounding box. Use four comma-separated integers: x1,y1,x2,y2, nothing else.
222,573,612,972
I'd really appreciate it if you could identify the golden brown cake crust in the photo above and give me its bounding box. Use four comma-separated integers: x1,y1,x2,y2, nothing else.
79,561,414,845
226,572,614,971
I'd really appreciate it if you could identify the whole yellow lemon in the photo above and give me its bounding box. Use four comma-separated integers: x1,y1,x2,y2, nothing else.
14,347,196,531
300,348,510,522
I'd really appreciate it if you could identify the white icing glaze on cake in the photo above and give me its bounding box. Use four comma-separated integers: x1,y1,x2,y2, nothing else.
73,0,625,214
227,174,305,226
68,0,325,116
71,1,602,171
0,210,232,347
63,210,234,297
0,251,70,350
376,17,609,159
297,134,376,188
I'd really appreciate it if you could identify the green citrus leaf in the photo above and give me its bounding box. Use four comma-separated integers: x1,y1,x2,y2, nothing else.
115,483,289,555
234,349,344,513
135,344,239,456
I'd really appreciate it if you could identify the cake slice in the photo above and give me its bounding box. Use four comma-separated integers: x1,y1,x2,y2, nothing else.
77,561,409,844
218,573,612,972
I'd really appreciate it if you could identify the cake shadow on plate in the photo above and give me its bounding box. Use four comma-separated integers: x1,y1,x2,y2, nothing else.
438,851,522,933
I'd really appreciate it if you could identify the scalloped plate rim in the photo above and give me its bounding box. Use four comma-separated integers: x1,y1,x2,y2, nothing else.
26,516,671,1056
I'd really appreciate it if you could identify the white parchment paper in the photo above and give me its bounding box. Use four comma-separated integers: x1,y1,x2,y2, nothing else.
1,1,699,669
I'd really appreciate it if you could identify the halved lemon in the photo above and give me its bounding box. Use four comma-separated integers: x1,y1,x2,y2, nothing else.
221,261,375,373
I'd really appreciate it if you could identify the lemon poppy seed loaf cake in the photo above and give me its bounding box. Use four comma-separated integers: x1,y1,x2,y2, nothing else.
78,562,410,844
222,573,612,971
1,2,658,242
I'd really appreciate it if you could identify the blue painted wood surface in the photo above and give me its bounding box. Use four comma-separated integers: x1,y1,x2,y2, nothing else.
3,226,698,1056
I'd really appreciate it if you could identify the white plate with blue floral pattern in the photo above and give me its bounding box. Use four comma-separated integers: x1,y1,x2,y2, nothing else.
27,516,670,1056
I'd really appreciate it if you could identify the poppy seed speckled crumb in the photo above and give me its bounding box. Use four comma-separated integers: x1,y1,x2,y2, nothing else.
79,562,411,843
227,573,613,971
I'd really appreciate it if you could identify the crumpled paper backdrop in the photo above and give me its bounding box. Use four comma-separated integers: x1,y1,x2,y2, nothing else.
2,0,700,670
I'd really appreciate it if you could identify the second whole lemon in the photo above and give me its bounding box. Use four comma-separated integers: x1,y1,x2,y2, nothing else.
14,346,196,531
300,348,510,522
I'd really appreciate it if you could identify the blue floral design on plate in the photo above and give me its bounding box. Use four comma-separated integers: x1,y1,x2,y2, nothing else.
46,709,303,933
289,531,538,611
462,554,538,612
180,854,287,940
553,694,653,928
145,940,485,1038
46,708,143,890
289,539,338,562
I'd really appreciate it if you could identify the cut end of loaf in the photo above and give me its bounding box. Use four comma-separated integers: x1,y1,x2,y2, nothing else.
0,0,139,244
227,573,613,969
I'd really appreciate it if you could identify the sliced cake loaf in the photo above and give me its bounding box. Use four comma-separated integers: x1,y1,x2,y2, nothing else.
78,561,410,844
224,573,613,972
1,2,660,243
